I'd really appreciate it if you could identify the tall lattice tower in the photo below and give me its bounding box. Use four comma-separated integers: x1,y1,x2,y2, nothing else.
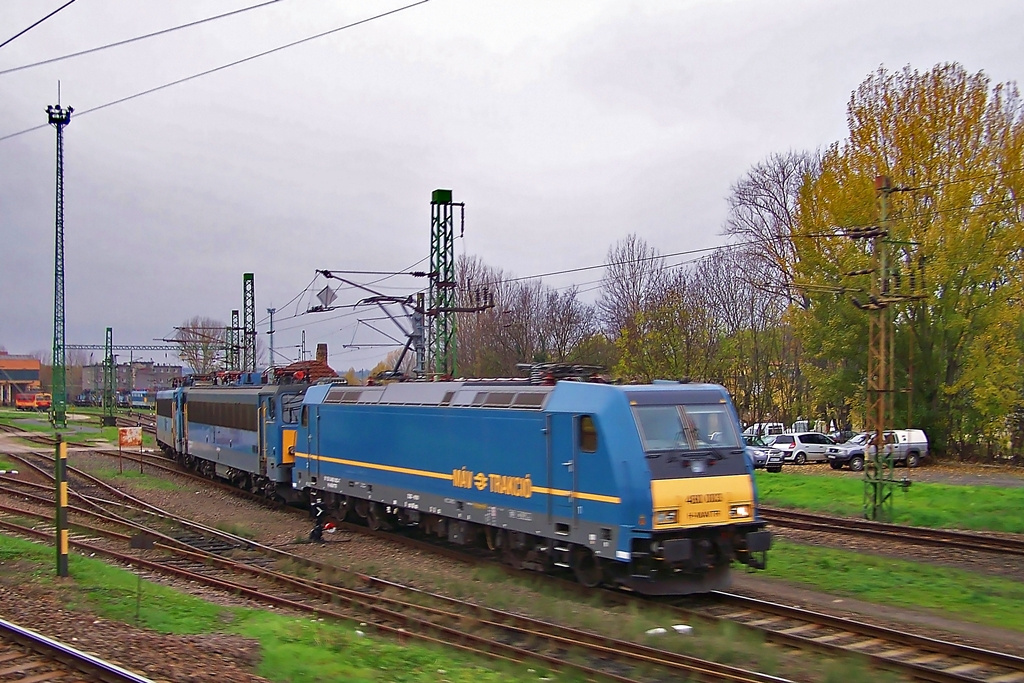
101,327,116,426
242,273,256,372
227,309,240,371
47,102,73,428
428,189,463,377
863,176,897,521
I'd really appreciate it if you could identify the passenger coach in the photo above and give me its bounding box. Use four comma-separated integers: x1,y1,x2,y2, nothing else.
157,379,307,500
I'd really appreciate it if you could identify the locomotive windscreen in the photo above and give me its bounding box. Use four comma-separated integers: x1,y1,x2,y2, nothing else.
632,404,742,452
630,401,749,478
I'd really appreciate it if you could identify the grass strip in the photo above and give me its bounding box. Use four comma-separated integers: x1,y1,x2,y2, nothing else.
761,538,1024,632
755,471,1024,533
0,533,565,682
0,411,155,448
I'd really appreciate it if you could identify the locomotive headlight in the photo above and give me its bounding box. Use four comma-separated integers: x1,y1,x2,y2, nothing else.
730,504,750,519
655,510,677,525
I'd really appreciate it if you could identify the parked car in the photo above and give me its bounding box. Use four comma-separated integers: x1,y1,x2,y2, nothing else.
743,434,783,472
769,432,838,464
826,429,929,471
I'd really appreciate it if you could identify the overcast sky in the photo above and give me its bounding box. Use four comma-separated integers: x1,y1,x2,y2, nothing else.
1,0,1020,371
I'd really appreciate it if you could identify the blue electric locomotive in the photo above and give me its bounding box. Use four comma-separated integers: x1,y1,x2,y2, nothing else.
157,373,770,594
294,378,770,594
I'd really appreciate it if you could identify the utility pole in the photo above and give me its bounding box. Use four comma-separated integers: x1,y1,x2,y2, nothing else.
864,176,895,522
847,175,924,521
267,308,276,376
47,101,72,429
242,273,256,372
102,327,116,426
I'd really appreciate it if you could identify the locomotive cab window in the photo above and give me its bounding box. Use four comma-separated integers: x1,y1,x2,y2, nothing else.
579,415,598,453
266,398,276,420
281,393,303,424
301,405,308,427
632,404,742,452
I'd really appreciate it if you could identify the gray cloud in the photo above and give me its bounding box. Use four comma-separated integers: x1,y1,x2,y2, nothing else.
1,0,1020,369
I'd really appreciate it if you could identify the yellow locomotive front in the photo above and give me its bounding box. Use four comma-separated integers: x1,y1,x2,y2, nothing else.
622,390,770,594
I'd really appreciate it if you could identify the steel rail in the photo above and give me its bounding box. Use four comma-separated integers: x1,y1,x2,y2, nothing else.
0,617,154,683
762,506,1024,556
0,507,779,683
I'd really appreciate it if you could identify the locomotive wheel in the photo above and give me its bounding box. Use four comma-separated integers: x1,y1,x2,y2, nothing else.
366,502,391,531
570,546,603,588
353,499,370,520
336,495,352,521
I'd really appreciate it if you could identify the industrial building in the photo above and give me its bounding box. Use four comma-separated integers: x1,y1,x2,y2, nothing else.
81,361,183,394
0,352,42,405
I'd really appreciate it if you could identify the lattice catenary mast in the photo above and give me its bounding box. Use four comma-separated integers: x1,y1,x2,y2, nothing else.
102,327,116,426
47,102,72,429
229,309,240,371
848,175,923,521
428,189,464,377
242,273,256,372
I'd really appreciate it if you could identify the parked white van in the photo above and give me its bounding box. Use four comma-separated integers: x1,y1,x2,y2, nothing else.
743,422,785,438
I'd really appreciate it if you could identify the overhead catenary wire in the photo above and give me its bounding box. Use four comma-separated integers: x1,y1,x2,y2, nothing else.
0,0,78,50
254,195,1024,356
0,0,284,76
0,0,432,143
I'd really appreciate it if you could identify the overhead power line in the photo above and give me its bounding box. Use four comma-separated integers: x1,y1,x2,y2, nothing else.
0,0,284,76
0,0,432,143
0,0,78,50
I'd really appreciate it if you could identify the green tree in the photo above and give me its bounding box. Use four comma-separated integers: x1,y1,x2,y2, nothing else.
794,63,1024,456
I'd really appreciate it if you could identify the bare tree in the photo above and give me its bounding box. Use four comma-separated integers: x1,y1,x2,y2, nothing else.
597,234,667,337
67,348,93,367
174,316,227,374
543,286,597,362
28,349,52,365
456,256,603,376
456,255,511,376
723,150,819,309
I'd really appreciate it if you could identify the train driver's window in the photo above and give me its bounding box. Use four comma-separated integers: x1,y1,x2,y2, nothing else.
301,405,308,427
579,415,598,453
267,398,276,421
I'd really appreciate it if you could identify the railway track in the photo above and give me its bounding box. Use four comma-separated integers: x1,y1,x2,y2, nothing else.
2,433,1024,681
0,452,784,683
762,506,1024,557
693,593,1024,683
0,616,154,682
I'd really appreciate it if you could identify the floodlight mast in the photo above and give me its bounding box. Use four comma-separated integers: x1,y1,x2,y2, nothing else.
47,102,72,429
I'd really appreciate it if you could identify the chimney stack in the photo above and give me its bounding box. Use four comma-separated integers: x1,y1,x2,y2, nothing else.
316,343,328,364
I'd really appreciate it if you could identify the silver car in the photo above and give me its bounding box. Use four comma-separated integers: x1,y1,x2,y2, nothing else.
770,432,838,464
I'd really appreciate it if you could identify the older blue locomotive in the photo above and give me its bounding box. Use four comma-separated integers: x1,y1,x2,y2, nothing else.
157,371,770,594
